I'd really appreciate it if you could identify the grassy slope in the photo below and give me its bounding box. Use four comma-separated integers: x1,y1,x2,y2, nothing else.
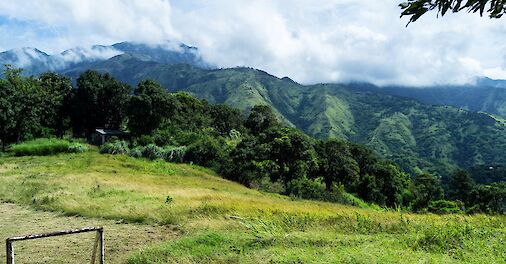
0,152,505,263
63,59,506,176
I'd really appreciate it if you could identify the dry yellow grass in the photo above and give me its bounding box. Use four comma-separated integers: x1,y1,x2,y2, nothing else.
0,152,505,263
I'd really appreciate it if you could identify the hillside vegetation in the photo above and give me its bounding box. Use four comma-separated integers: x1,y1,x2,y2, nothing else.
63,58,506,176
0,152,505,263
3,67,504,213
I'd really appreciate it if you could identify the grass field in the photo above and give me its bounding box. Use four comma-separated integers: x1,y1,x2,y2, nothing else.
0,151,505,263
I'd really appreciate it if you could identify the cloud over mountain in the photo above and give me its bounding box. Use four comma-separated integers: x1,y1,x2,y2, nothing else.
2,0,506,86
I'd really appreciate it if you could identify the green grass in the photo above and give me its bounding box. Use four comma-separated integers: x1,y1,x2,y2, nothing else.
8,138,89,156
0,152,505,263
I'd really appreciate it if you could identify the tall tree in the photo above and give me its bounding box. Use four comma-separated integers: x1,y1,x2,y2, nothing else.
447,169,476,205
0,67,43,147
73,70,131,136
127,80,174,137
38,72,73,138
413,173,444,209
245,105,279,135
316,139,359,191
209,104,245,135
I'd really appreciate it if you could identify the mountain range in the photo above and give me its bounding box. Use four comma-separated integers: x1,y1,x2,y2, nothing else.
2,41,506,177
0,41,208,76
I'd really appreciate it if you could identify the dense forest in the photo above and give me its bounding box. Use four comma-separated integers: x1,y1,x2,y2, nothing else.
59,55,506,179
0,67,504,213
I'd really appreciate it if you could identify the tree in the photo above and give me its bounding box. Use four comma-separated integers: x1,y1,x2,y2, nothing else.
470,182,506,213
369,161,412,207
209,104,245,135
127,80,174,137
315,139,359,191
73,70,131,136
38,72,73,138
245,105,279,135
267,128,318,186
447,169,476,205
0,67,43,148
400,0,506,25
413,173,444,210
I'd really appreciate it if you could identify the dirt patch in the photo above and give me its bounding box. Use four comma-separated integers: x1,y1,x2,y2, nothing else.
0,203,181,263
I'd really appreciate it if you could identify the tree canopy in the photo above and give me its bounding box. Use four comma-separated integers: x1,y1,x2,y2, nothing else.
400,0,506,24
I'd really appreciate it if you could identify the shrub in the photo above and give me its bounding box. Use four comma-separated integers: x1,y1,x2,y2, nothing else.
142,144,165,160
99,140,130,155
286,177,325,200
184,135,223,167
250,176,286,194
427,200,464,214
129,146,144,158
9,138,87,156
163,146,187,163
68,143,89,153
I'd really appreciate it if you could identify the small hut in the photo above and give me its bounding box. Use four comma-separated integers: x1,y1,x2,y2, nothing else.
90,128,129,145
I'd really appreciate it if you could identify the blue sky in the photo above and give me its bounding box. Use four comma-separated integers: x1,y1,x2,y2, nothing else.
2,0,506,86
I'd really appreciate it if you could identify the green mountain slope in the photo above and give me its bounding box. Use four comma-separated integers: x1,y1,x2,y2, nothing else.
348,83,506,120
62,56,506,176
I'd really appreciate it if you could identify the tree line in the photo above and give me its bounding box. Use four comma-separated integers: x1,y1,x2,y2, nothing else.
0,66,504,213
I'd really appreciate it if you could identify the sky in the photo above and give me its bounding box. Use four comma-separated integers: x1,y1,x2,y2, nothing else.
1,0,506,86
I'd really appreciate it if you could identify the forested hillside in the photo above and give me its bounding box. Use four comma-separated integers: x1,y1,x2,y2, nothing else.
348,83,506,120
62,57,506,177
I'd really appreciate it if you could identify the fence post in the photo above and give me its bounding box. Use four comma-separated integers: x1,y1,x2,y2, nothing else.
98,228,104,264
6,239,14,264
90,233,99,264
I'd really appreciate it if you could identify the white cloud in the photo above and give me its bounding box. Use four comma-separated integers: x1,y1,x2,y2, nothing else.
2,0,506,86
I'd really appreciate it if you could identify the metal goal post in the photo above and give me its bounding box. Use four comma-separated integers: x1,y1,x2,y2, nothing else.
6,226,104,264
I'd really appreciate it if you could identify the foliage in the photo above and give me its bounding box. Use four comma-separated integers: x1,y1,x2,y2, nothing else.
427,200,464,214
72,70,131,136
286,177,326,200
126,80,176,137
446,169,476,205
54,60,506,185
163,145,187,163
400,0,506,25
99,140,130,155
9,138,87,156
245,105,280,135
413,173,444,210
38,72,73,138
3,67,503,213
141,144,165,160
469,183,506,213
315,139,359,191
0,67,44,149
184,133,225,168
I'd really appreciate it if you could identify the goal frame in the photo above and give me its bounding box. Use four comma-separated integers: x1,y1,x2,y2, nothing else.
5,226,104,264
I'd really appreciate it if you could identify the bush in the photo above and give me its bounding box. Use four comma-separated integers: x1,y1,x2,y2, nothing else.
99,140,130,155
427,200,463,214
286,177,325,200
129,146,144,158
163,146,187,163
9,138,87,156
142,144,165,160
68,143,89,153
184,135,224,167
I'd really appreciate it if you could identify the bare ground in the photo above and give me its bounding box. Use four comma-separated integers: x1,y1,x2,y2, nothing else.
0,203,180,263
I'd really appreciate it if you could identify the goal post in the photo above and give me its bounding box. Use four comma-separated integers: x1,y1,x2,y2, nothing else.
6,226,104,264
